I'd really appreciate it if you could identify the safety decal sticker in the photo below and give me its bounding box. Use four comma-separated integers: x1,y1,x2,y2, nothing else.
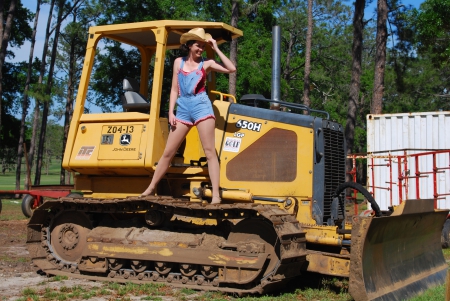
101,134,114,145
75,146,95,160
223,137,242,153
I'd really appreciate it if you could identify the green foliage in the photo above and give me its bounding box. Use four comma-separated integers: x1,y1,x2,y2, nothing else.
1,59,39,166
5,0,34,55
381,0,450,113
90,44,142,111
2,0,449,190
414,0,450,65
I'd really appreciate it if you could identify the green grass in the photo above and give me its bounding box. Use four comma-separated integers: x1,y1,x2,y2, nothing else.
444,248,450,261
0,253,30,263
0,159,65,191
0,199,28,220
13,281,353,301
409,283,446,301
14,279,447,301
0,159,69,219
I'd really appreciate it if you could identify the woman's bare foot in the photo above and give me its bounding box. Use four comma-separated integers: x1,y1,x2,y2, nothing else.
140,187,155,197
211,196,221,204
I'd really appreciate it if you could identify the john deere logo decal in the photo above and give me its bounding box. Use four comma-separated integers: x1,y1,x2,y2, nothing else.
120,134,131,146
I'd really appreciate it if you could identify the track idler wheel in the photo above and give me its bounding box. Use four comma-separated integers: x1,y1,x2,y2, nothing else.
50,211,92,263
145,210,166,226
154,262,173,275
131,260,148,273
180,263,198,277
108,258,126,271
201,265,218,279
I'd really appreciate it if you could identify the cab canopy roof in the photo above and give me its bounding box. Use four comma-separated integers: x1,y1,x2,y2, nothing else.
89,20,243,49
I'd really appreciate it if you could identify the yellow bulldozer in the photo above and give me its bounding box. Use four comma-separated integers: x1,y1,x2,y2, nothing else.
26,20,448,300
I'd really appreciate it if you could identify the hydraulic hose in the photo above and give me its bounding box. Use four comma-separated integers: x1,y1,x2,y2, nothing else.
333,182,382,217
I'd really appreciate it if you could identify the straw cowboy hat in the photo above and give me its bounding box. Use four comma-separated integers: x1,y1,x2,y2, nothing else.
180,28,212,44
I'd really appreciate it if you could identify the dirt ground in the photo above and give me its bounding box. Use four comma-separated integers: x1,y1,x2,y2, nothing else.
0,220,146,301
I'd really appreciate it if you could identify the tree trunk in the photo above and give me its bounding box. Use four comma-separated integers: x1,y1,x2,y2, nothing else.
35,0,64,185
371,0,387,114
0,0,17,146
345,0,365,182
60,12,77,185
0,0,3,146
228,0,238,96
283,32,294,101
16,0,41,190
302,0,313,108
28,0,55,188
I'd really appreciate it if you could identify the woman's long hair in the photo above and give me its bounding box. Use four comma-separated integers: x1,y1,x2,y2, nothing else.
179,40,195,55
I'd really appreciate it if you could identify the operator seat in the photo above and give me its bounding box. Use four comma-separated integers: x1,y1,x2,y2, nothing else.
122,77,150,113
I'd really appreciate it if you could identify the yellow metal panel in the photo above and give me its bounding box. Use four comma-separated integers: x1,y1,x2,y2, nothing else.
63,32,101,171
306,253,350,277
87,20,243,49
98,124,143,160
212,99,231,152
183,127,205,165
69,122,148,172
220,115,314,198
74,175,151,196
79,112,149,122
144,27,168,170
139,47,155,98
296,199,316,224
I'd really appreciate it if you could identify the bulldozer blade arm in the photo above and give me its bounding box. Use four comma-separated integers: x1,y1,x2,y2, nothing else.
349,199,448,301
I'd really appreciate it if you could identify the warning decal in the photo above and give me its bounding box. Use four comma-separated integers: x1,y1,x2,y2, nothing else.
223,137,242,153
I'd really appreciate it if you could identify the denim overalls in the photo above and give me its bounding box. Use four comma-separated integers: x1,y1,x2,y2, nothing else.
175,57,215,125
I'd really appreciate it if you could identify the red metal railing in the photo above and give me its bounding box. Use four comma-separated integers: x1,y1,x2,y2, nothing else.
347,149,450,213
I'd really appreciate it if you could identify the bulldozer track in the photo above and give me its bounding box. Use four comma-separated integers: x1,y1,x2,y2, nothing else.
27,197,307,294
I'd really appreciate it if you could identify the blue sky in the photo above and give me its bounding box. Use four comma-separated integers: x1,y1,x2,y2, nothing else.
10,0,426,63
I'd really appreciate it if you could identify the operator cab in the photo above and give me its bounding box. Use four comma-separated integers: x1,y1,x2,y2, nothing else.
63,21,243,177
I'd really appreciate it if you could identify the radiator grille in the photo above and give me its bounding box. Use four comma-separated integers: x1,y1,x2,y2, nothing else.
323,127,346,224
226,128,297,182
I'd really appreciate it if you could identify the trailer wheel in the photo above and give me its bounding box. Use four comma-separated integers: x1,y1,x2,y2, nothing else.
21,194,37,218
441,219,450,248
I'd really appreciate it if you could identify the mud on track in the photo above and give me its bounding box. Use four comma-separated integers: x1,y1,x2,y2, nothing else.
0,220,180,300
0,219,353,301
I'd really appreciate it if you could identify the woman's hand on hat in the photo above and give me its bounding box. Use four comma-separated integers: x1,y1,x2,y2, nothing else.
207,38,218,52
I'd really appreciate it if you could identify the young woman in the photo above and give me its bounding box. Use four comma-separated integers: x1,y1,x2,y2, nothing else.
141,28,236,204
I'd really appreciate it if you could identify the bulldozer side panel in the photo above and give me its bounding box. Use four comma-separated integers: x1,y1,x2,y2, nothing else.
220,103,314,198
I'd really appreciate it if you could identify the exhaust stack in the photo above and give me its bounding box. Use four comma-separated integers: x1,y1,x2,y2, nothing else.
271,25,281,110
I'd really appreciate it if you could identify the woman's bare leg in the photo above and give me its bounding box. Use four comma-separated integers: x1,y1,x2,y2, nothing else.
196,118,221,204
141,123,191,196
